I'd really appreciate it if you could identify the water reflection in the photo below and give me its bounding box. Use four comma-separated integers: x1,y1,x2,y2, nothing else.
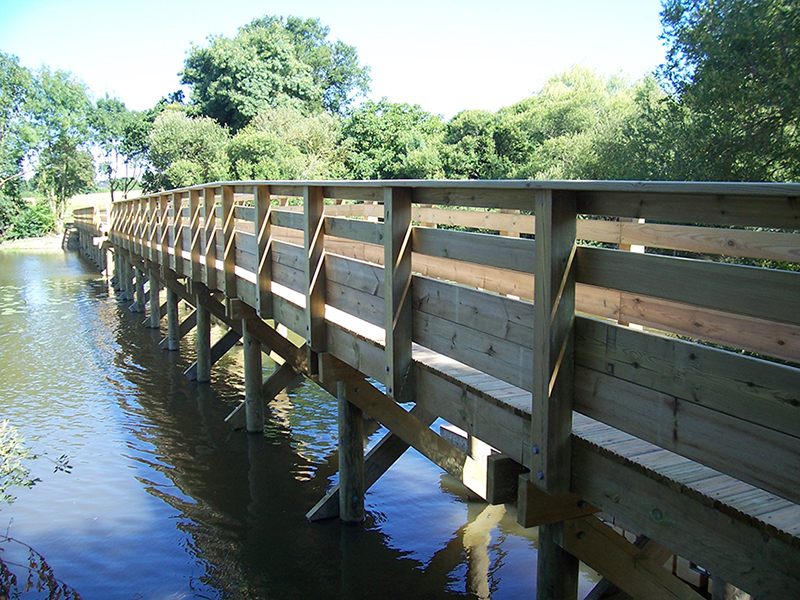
0,248,599,599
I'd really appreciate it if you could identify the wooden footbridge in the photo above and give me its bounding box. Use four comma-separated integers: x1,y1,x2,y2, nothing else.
73,180,800,600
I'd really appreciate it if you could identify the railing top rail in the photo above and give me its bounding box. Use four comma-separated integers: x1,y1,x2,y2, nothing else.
112,179,800,200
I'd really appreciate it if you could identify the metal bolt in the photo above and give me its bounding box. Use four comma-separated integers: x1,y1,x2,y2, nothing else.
577,500,587,509
532,446,539,455
385,366,390,372
537,471,544,481
576,531,586,540
651,508,664,522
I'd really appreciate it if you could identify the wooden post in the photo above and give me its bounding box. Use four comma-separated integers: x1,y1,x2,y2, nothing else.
338,380,365,523
123,258,134,301
166,288,180,351
203,187,217,290
254,184,272,319
196,300,211,383
222,185,237,298
158,194,170,270
189,189,203,283
532,189,578,600
304,185,326,372
148,269,162,328
383,187,413,402
243,319,264,433
132,266,146,313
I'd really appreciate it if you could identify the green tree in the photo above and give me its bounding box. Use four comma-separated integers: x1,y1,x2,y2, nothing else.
342,99,444,179
659,0,800,180
145,109,230,191
0,52,35,201
494,67,642,180
91,96,146,201
27,67,94,223
442,110,505,179
181,15,370,132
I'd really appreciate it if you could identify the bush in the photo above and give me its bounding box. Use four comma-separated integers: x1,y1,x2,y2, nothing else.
4,201,56,240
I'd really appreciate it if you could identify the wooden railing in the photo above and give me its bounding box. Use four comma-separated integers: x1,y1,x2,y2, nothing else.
82,180,800,599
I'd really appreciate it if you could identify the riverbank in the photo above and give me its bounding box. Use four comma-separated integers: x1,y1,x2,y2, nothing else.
0,234,64,251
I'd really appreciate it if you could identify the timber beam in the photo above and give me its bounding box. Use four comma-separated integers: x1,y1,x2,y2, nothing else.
225,362,303,430
558,515,703,600
184,328,241,381
306,403,436,521
159,309,196,349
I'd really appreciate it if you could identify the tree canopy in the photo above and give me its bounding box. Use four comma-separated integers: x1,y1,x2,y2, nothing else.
660,0,800,180
181,15,370,132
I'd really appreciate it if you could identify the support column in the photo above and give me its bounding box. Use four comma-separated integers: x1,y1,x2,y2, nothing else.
148,270,162,328
243,319,264,433
196,301,211,383
123,259,134,300
166,288,180,351
338,380,365,523
131,267,146,312
531,189,578,600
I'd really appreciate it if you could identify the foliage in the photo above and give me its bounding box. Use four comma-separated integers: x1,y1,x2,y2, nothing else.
0,420,77,599
90,96,146,201
181,15,370,132
342,99,444,179
0,534,83,599
229,105,346,180
441,110,504,179
26,67,94,222
659,0,800,180
0,52,36,202
144,109,230,191
2,200,56,240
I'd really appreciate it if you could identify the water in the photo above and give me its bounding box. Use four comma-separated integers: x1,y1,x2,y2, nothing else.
0,246,598,599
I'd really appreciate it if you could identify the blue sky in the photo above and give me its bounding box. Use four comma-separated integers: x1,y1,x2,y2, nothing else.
0,0,668,119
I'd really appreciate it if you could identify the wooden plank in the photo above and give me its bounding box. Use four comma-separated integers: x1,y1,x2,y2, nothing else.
189,189,203,282
171,193,184,275
202,187,217,289
532,189,576,495
413,310,532,391
413,276,535,348
571,438,800,599
574,365,800,505
147,196,157,262
304,185,326,353
620,221,800,263
158,194,170,268
575,317,800,439
384,187,414,401
413,253,534,300
516,474,597,527
254,184,272,319
576,246,800,326
576,189,800,230
272,208,304,230
413,226,536,274
617,291,800,364
222,185,237,297
559,515,704,600
325,216,383,246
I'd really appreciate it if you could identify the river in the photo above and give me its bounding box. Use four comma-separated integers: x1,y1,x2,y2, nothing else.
0,245,598,599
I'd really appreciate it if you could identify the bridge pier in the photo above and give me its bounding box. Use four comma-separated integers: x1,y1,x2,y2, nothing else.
337,380,365,523
131,267,145,312
166,288,180,351
195,299,211,383
147,269,162,328
242,319,264,434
